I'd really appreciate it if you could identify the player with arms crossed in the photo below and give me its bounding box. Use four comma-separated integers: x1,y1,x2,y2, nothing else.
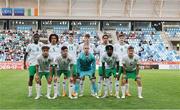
48,34,61,97
121,46,143,99
114,33,131,96
24,34,43,97
62,33,78,97
96,34,111,96
35,45,54,99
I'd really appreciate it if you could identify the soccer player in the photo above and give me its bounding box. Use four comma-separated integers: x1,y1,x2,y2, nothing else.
48,34,61,97
34,45,54,99
62,33,78,97
78,34,96,96
53,46,74,99
96,34,110,96
101,45,120,98
121,46,143,99
78,33,96,54
24,34,43,97
75,44,99,98
114,33,131,96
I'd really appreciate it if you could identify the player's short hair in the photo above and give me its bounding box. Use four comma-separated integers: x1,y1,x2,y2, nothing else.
106,45,113,51
128,46,134,50
49,34,59,43
61,46,68,51
102,34,109,39
33,33,39,38
69,33,74,36
118,33,125,38
84,34,90,38
42,46,50,50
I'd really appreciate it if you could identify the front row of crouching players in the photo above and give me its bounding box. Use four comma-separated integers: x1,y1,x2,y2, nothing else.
34,45,143,99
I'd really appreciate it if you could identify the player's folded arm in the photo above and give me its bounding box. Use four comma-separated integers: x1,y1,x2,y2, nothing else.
116,61,119,73
70,64,74,77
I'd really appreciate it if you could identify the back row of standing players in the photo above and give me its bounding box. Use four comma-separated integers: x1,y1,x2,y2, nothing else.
24,33,143,100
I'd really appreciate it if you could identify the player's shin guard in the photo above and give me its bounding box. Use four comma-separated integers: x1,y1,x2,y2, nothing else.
115,79,120,98
69,82,73,97
138,86,143,98
91,79,97,94
109,77,113,95
75,79,80,94
62,79,67,96
79,80,84,96
57,81,60,96
35,84,40,99
121,86,126,98
28,86,32,97
46,84,52,99
53,82,58,99
97,76,103,96
102,78,109,98
125,83,130,94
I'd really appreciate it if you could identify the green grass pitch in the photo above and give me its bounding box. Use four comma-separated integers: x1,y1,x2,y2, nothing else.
0,69,180,109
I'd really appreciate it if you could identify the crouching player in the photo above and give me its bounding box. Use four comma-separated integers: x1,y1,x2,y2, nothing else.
53,46,74,99
121,46,143,99
75,44,99,99
35,45,54,99
101,45,120,98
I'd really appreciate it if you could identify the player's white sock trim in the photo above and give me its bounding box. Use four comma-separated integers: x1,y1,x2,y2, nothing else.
109,77,113,95
97,76,103,94
115,80,119,97
69,82,73,97
102,78,109,98
57,82,60,96
35,84,40,99
62,79,67,94
121,86,125,98
28,86,32,97
125,83,129,93
47,84,52,99
138,86,143,98
53,82,58,99
79,80,84,96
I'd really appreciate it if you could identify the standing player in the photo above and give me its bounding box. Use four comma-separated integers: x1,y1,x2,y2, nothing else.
24,34,43,97
34,45,54,99
78,34,96,96
101,45,120,98
48,34,61,97
96,34,110,96
121,46,143,99
114,33,131,96
75,44,99,98
62,33,78,97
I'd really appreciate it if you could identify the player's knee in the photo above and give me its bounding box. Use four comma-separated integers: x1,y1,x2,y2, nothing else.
136,77,142,85
91,78,96,83
76,78,80,83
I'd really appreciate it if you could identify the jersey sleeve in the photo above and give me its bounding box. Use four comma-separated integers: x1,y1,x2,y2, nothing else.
76,55,81,73
50,57,55,65
54,57,59,65
135,55,140,65
90,54,96,73
113,44,117,52
115,54,119,62
69,56,74,65
101,54,105,63
122,56,126,65
26,44,31,53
